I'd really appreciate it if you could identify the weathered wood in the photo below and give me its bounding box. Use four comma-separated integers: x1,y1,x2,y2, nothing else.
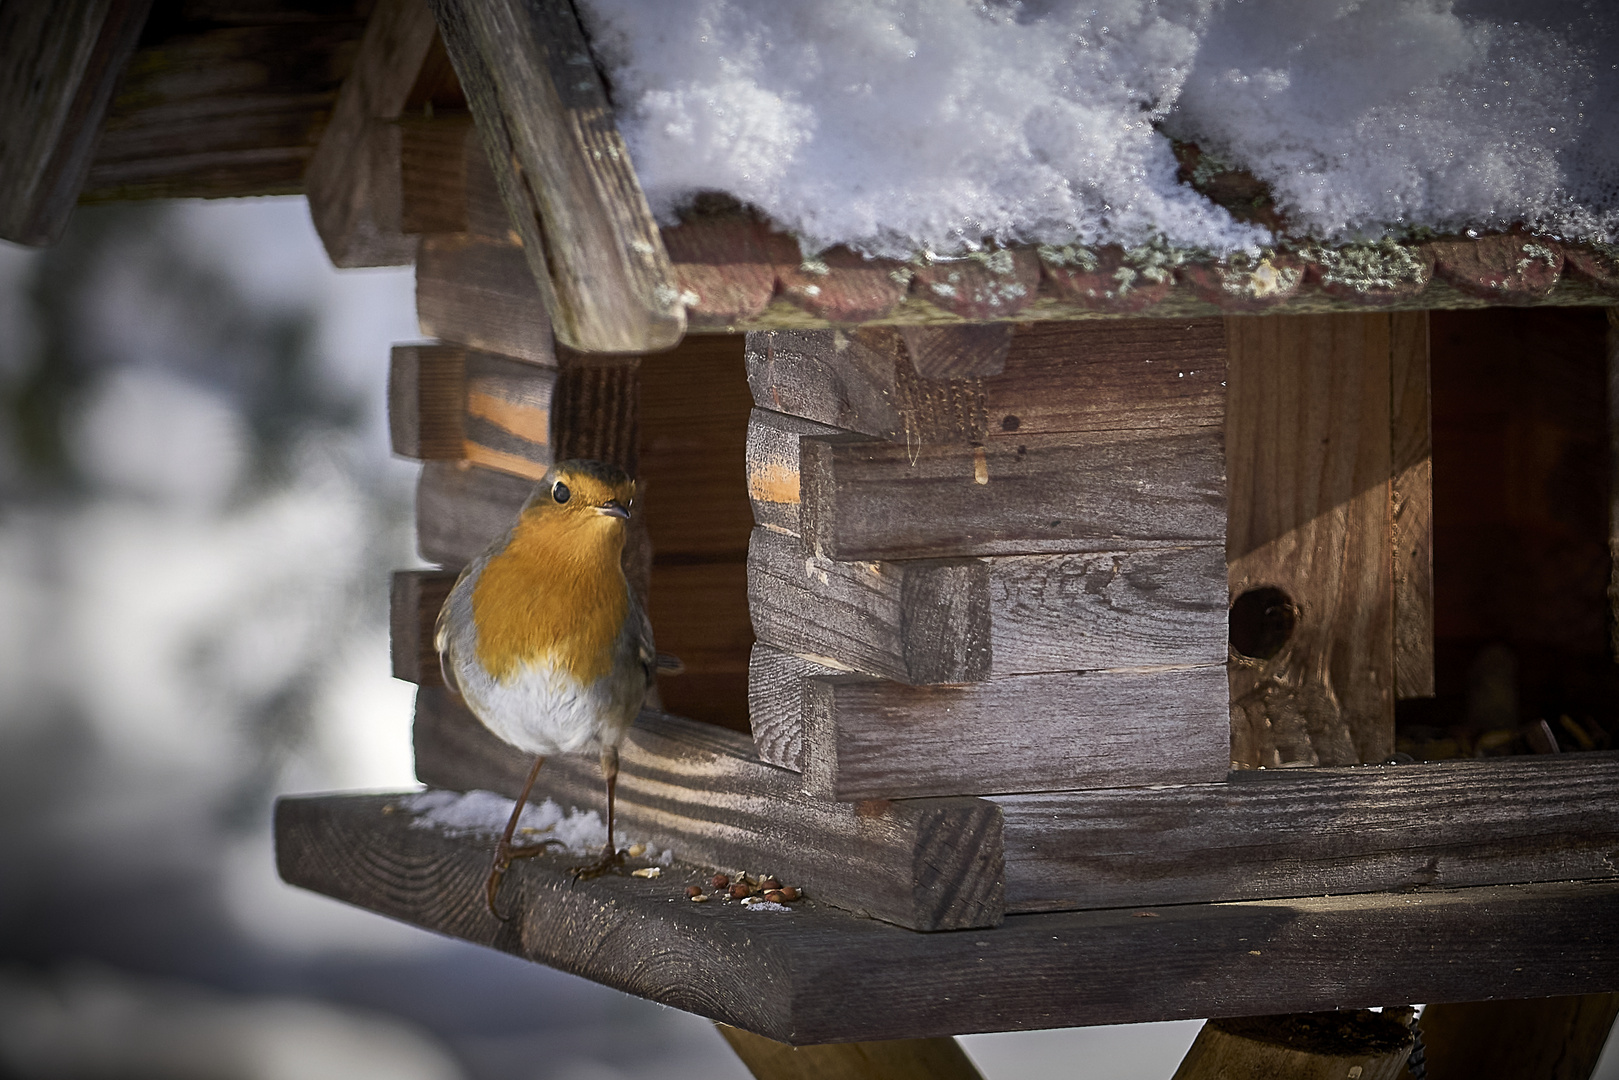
415,461,533,567
550,350,639,474
745,320,1226,443
897,324,1014,379
399,111,514,241
390,569,458,686
748,528,1226,680
389,344,556,480
1610,309,1619,663
0,0,152,244
800,427,1227,560
799,663,1230,800
747,645,835,771
303,0,438,267
992,753,1619,912
276,794,1619,1044
1226,313,1395,768
646,560,752,733
1418,994,1619,1080
1171,1012,1412,1080
411,688,1006,931
1391,311,1435,698
718,1025,984,1079
747,410,841,534
909,249,1041,320
416,233,555,365
427,0,684,353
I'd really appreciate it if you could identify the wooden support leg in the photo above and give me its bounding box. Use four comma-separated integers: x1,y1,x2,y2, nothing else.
717,1024,985,1080
1414,994,1619,1080
1171,1011,1413,1080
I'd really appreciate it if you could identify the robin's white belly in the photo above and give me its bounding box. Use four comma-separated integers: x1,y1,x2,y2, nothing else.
459,659,615,758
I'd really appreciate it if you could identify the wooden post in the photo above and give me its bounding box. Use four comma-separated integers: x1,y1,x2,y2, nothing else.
717,1024,985,1080
1227,313,1398,768
1172,1011,1413,1080
1391,312,1435,698
1608,308,1619,662
1415,994,1619,1080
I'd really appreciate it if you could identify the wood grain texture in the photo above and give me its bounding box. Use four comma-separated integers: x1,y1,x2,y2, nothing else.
277,794,1619,1044
410,688,1006,931
428,0,684,353
399,111,514,241
550,350,639,474
898,323,1014,378
745,320,1226,444
992,753,1619,912
1390,311,1435,698
800,427,1227,560
1226,313,1395,768
390,569,458,685
415,461,533,567
747,645,838,771
417,234,555,365
646,561,752,732
389,344,558,480
0,0,152,244
1418,994,1619,1080
747,409,841,534
798,663,1230,800
1610,309,1619,663
302,0,437,267
718,1026,985,1079
1171,1013,1412,1080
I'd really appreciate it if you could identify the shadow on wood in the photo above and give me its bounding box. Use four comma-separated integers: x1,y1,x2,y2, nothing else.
718,1024,983,1080
1416,994,1619,1080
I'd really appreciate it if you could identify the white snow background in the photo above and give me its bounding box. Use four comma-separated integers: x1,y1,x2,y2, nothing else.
580,0,1619,256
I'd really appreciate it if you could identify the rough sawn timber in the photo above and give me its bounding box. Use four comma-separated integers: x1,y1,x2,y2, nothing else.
276,793,1619,1044
390,344,556,480
411,687,1006,932
1390,311,1435,699
992,752,1619,912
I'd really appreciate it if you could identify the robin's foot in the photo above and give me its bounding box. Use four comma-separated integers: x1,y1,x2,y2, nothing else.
569,843,626,880
485,838,564,920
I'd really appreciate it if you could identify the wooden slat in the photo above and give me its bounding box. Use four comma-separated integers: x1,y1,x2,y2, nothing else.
390,569,458,685
897,324,1014,379
410,688,1006,932
718,1025,985,1080
745,320,1226,443
1391,311,1435,698
746,409,841,534
416,234,555,365
0,0,152,244
1417,994,1619,1080
399,111,512,240
746,644,830,771
276,793,1619,1044
1226,313,1395,768
646,561,752,732
302,0,438,267
800,427,1227,560
798,662,1230,800
748,528,1227,681
389,343,557,479
428,0,684,353
415,460,532,567
992,753,1619,913
1609,309,1619,663
550,351,639,474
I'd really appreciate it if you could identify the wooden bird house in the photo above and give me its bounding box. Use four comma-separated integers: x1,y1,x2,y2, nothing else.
8,0,1618,1070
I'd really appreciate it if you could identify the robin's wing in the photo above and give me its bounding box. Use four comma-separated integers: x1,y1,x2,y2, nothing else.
434,562,480,701
629,589,658,692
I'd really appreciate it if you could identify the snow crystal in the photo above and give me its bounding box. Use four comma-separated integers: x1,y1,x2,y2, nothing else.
400,790,673,864
577,0,1619,255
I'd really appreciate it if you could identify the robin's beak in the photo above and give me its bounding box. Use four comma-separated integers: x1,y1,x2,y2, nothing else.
596,499,630,519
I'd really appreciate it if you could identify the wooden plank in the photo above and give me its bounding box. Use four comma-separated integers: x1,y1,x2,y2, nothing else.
747,645,836,772
410,688,1006,932
428,0,684,353
1609,309,1619,663
1171,1013,1412,1080
550,350,639,474
745,320,1226,443
399,110,515,242
1226,313,1395,768
416,234,555,366
390,569,458,685
389,343,557,479
646,561,752,732
897,324,1014,379
718,1025,985,1079
800,427,1227,560
0,0,152,244
992,753,1619,913
1390,311,1435,698
302,0,438,267
415,460,532,567
747,409,842,534
1418,994,1619,1080
798,663,1230,800
276,794,1619,1044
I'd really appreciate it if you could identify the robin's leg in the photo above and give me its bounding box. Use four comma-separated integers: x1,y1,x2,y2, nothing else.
485,754,560,919
571,744,626,880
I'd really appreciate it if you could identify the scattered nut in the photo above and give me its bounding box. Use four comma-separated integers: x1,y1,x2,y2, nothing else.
711,874,730,889
760,877,782,891
685,885,704,898
631,866,661,879
729,883,752,899
626,843,647,857
778,887,799,901
764,890,786,903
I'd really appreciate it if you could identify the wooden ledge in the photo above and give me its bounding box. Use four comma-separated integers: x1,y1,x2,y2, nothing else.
276,792,1619,1045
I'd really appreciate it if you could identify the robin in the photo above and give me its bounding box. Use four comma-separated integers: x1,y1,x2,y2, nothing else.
434,458,658,917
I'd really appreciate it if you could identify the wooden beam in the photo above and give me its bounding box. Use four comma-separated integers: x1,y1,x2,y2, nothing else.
797,662,1230,800
991,752,1619,912
1391,311,1435,698
0,0,152,244
747,410,841,535
1609,309,1619,663
410,688,1006,932
1171,1012,1412,1080
303,0,438,267
800,427,1227,560
747,645,825,771
275,793,1619,1044
645,560,752,732
389,344,556,480
390,569,458,685
897,324,1014,379
748,528,1227,681
1226,313,1396,768
718,1025,984,1080
415,461,532,567
416,234,556,366
427,0,684,353
1417,994,1619,1080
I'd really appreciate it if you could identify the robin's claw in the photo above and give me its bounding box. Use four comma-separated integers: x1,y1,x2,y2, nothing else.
569,844,626,881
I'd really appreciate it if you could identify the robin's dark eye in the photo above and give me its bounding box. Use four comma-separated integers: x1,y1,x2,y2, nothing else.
552,481,571,504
